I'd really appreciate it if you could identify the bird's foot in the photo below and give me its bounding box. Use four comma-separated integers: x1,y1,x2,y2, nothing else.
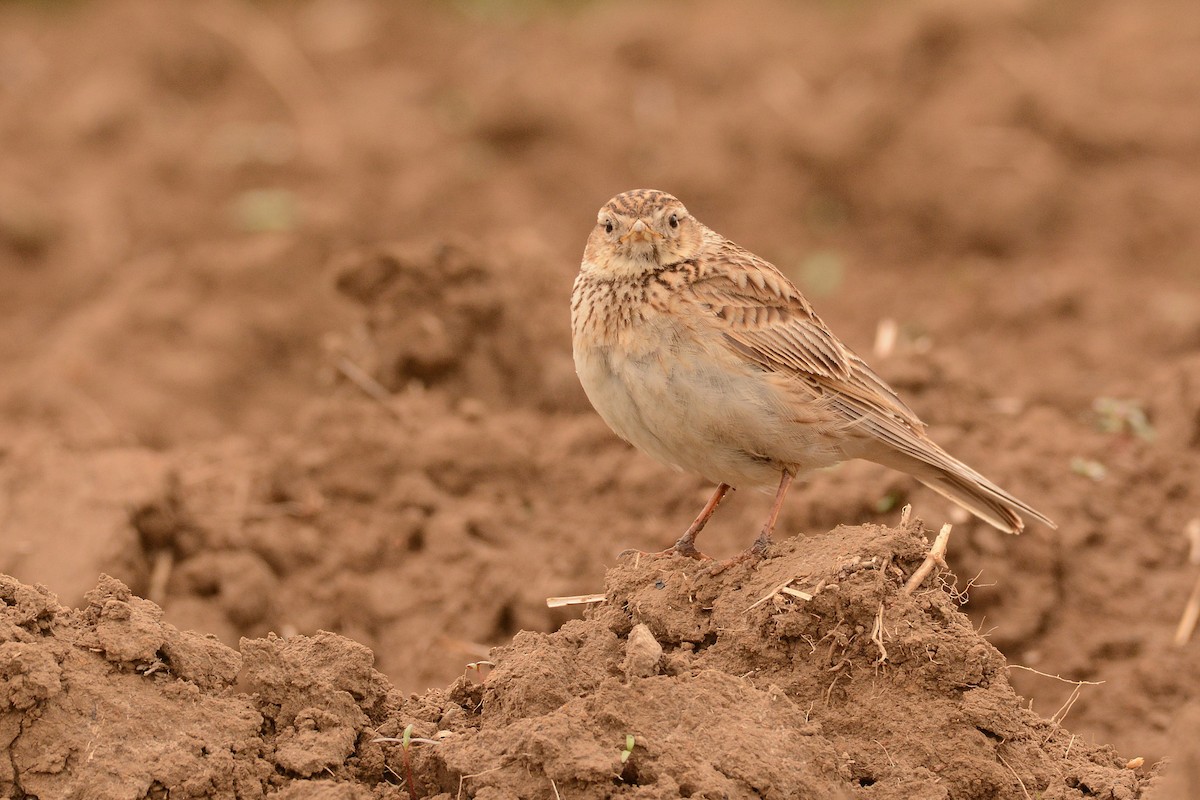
708,532,771,575
666,535,711,561
617,536,712,562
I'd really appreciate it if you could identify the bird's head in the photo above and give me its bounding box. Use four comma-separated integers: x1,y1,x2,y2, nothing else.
583,189,704,277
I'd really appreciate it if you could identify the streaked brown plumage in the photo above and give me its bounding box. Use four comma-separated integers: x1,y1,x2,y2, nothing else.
571,188,1055,559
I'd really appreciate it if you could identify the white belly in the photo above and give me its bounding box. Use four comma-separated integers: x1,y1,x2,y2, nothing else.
573,322,842,488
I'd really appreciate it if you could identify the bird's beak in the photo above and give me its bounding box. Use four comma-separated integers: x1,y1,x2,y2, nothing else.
620,219,661,244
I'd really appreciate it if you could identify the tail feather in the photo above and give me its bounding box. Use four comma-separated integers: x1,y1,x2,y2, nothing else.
872,448,1056,535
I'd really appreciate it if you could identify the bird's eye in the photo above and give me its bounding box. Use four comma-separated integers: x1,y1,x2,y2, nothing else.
605,220,614,234
668,214,679,229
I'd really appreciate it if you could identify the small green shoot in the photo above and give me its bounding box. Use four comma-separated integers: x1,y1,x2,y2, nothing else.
616,733,637,781
370,724,444,800
620,734,636,764
875,492,900,513
1092,397,1155,441
401,725,416,800
1069,457,1106,482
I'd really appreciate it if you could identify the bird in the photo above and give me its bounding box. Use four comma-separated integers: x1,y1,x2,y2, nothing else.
570,188,1056,561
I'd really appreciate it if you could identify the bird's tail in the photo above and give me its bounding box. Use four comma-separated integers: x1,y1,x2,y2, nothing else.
871,446,1056,535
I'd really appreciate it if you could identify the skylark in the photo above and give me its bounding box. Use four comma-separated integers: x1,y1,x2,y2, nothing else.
571,189,1055,560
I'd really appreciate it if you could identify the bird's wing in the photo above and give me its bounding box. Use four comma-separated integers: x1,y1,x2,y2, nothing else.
686,236,927,435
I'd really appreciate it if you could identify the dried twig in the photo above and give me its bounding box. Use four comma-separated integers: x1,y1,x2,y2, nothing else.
147,550,174,607
546,593,606,608
1050,683,1084,728
747,577,802,611
336,356,400,417
870,602,888,665
1008,664,1103,744
903,523,953,595
874,318,898,358
1174,572,1200,647
997,752,1032,800
1007,664,1103,686
874,738,896,768
747,576,825,612
1186,518,1200,562
824,672,842,704
1173,518,1200,646
457,765,504,800
899,503,912,528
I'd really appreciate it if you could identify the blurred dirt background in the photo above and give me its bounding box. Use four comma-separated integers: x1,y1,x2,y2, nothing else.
1,0,1199,794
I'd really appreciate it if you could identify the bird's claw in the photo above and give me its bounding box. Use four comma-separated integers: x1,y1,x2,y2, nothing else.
708,534,771,575
617,543,712,562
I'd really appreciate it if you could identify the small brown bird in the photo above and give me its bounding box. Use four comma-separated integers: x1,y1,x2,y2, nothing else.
571,189,1055,560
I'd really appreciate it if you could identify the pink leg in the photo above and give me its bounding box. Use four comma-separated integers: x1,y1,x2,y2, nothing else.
711,471,794,573
750,471,794,555
670,483,733,559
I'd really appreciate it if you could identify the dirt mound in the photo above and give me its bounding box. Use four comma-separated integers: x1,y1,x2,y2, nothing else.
1,523,1153,799
0,572,393,799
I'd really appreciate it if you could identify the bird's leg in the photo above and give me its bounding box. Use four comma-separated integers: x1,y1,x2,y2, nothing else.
669,483,733,559
750,471,794,556
710,470,794,574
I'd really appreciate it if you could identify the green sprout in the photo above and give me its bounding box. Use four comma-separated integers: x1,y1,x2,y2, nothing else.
371,724,442,800
1069,457,1107,482
1093,397,1155,442
875,492,900,513
620,734,636,765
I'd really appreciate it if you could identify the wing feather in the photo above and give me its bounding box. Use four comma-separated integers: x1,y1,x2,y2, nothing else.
687,235,925,434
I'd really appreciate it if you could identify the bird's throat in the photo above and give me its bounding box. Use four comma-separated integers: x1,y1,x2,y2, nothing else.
593,247,660,279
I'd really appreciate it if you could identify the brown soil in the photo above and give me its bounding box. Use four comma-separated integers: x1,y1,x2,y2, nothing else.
0,527,1151,799
1,0,1199,796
